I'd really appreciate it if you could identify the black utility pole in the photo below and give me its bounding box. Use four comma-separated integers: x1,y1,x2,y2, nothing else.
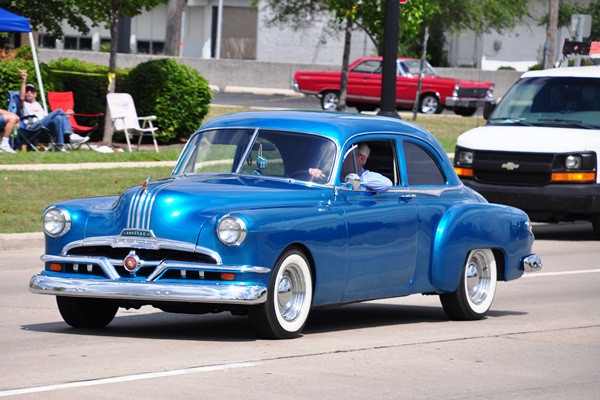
377,0,400,119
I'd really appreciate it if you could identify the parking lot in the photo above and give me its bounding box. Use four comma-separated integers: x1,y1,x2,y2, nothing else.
1,222,598,399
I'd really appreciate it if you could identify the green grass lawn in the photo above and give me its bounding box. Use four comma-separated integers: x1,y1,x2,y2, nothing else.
0,166,174,233
0,105,482,233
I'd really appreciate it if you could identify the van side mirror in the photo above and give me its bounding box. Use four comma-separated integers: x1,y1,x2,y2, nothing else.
483,101,497,120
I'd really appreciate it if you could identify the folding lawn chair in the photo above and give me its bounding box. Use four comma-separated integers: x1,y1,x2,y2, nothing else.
106,93,159,153
7,90,55,152
48,91,104,150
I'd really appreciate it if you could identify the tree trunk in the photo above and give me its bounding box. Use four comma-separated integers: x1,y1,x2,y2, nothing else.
544,0,559,69
164,0,186,56
337,2,353,112
102,11,120,144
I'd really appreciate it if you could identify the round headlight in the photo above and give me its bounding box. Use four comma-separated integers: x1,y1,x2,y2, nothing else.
217,215,247,246
565,155,581,170
42,207,71,237
459,151,474,165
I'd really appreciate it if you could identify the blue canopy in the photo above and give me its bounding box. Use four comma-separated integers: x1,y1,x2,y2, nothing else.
0,8,31,33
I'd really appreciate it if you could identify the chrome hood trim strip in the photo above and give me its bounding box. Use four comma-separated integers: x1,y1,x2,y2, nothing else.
61,236,223,265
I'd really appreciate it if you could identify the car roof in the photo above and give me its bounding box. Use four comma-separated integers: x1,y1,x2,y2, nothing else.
521,66,600,79
199,110,438,148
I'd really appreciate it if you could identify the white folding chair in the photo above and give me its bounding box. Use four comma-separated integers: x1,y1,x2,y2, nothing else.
107,93,159,153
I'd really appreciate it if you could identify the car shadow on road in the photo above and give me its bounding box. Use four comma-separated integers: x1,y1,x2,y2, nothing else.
21,302,527,341
532,222,597,241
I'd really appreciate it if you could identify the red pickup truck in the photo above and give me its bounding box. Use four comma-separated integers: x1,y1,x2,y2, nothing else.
293,56,495,116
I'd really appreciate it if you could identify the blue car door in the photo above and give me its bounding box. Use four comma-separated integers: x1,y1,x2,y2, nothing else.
339,138,419,302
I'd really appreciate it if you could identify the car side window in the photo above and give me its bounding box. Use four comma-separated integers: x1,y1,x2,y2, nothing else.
351,60,382,74
403,141,446,186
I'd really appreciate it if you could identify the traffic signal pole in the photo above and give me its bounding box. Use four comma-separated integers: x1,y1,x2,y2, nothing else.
377,0,401,119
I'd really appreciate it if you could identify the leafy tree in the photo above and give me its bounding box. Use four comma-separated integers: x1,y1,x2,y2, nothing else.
76,0,162,143
539,0,600,40
0,0,90,38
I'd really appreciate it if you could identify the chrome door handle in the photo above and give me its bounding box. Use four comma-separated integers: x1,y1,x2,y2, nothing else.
399,194,416,202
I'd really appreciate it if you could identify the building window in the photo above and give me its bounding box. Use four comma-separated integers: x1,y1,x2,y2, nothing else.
63,36,93,51
137,40,164,55
39,34,56,48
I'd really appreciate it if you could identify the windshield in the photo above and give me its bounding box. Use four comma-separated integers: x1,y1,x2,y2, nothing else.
489,77,600,129
175,128,337,183
399,60,438,77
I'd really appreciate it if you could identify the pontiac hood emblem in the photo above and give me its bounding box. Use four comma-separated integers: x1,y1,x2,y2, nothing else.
501,162,520,171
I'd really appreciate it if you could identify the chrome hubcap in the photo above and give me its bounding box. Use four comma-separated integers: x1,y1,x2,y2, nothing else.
277,265,306,322
466,252,491,305
322,93,339,111
421,96,438,114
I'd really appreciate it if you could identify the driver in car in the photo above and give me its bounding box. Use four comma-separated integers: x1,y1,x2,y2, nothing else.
309,143,392,193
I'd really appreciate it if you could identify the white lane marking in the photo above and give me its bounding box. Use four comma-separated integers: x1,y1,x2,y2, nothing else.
0,361,258,397
523,269,600,278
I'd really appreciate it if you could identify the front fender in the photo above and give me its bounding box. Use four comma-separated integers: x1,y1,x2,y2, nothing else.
431,203,534,292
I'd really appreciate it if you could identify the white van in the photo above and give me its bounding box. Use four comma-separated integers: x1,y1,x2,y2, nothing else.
454,66,600,238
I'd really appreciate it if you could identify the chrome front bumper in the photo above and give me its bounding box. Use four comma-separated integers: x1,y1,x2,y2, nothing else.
522,254,542,272
445,96,495,108
29,275,268,305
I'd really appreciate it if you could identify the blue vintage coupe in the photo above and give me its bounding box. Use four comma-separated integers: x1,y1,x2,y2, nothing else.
30,111,541,339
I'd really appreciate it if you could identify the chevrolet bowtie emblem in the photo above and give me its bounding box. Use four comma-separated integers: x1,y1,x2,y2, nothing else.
501,162,520,171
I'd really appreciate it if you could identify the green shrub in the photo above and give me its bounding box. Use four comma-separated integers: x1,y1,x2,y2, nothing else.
528,63,544,71
123,58,212,143
497,66,516,70
15,45,32,59
0,58,55,106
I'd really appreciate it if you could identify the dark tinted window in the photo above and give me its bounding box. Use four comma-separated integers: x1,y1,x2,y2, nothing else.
351,60,382,74
403,141,445,186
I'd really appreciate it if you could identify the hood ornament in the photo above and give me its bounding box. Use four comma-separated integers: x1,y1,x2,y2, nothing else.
141,175,152,190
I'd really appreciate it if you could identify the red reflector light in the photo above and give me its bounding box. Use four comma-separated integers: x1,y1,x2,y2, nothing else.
454,167,474,178
49,263,63,272
221,273,235,281
551,172,596,182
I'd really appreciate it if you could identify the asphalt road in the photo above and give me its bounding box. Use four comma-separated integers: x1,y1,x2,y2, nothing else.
1,222,599,399
212,92,483,116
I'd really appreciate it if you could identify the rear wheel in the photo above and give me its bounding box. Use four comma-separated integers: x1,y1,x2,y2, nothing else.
440,249,497,320
320,90,340,111
56,296,118,328
419,94,442,114
249,248,313,339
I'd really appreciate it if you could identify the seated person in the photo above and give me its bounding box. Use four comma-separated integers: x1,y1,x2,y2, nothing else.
0,108,19,153
309,143,392,193
19,69,89,152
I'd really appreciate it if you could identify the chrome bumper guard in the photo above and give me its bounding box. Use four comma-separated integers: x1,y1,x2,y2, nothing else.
444,96,495,108
30,254,270,305
522,254,542,272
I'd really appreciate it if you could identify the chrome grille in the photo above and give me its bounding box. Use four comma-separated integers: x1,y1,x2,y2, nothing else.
457,87,489,98
66,246,218,265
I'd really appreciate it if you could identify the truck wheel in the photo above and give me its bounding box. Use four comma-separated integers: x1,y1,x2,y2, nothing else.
321,90,340,111
454,107,477,117
249,248,313,339
440,249,497,320
592,214,600,239
420,94,442,114
57,296,118,328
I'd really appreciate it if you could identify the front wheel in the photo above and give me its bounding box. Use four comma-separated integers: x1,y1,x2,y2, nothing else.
454,107,477,117
440,249,497,320
249,248,313,339
320,90,340,111
57,296,118,328
592,214,600,239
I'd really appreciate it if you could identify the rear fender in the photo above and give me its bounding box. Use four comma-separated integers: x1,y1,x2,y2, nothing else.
431,203,533,292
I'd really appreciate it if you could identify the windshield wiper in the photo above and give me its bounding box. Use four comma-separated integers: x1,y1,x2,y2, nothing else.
537,118,595,130
489,118,534,126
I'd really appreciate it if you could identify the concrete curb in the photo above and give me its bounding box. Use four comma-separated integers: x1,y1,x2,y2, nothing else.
0,161,177,171
0,232,44,250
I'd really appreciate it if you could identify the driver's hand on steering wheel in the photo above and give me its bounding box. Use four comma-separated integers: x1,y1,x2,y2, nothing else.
308,168,326,181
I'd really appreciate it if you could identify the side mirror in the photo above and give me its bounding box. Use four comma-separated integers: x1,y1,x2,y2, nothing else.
483,101,497,120
344,173,361,190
